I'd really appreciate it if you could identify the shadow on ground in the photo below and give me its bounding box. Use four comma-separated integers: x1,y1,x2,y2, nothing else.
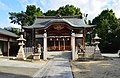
0,72,32,78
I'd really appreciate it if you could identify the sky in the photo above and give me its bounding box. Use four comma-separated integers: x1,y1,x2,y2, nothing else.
0,0,120,28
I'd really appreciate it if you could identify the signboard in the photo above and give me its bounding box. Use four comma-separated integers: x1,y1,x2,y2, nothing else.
36,34,44,38
75,34,83,37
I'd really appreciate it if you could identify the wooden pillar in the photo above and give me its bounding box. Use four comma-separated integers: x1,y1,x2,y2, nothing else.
82,28,85,48
59,40,60,50
63,39,65,50
7,38,10,57
54,39,55,48
33,29,36,53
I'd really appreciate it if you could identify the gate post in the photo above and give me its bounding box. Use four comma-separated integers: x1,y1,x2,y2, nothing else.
71,33,75,60
43,32,47,60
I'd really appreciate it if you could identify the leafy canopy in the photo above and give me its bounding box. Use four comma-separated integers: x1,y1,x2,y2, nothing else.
92,9,120,52
44,5,82,16
9,5,82,26
9,5,44,26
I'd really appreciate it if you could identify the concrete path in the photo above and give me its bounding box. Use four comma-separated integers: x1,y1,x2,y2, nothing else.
33,60,73,78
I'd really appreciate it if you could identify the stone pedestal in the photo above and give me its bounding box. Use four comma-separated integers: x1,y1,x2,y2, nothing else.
93,50,103,59
0,53,3,57
0,46,3,57
33,53,41,60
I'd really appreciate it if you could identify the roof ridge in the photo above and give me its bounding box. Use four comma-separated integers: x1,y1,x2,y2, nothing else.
36,16,82,19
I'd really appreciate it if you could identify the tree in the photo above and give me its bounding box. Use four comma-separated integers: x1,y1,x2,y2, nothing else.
44,10,57,16
9,5,82,26
57,5,82,16
9,5,44,26
92,9,120,52
25,5,44,25
44,5,82,16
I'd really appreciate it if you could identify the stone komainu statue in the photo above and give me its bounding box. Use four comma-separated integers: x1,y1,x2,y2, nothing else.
37,44,42,55
77,43,85,57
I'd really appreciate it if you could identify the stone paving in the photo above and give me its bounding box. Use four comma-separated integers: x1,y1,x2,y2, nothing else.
71,53,120,78
0,53,120,78
71,60,120,78
33,60,73,78
0,57,73,78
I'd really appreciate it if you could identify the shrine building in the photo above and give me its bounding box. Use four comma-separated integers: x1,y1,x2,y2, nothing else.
23,15,95,60
0,28,18,56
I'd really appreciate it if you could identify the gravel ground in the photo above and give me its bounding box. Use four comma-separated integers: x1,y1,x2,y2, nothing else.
0,58,47,78
70,59,120,78
0,66,38,78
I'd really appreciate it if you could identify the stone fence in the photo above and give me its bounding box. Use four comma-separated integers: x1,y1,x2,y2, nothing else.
24,47,33,58
85,46,95,57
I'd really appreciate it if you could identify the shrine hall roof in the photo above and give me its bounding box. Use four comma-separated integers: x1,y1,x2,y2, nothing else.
0,28,18,38
23,16,96,29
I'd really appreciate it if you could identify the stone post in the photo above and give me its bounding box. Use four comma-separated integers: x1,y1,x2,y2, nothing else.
43,32,47,60
16,35,26,60
71,33,75,60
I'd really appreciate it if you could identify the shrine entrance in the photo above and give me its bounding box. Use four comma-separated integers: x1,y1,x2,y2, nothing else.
47,23,72,51
47,37,71,51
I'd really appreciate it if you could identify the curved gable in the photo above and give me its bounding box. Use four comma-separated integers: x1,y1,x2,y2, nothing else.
44,19,74,29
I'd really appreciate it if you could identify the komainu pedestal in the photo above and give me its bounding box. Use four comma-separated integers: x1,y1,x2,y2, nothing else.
33,53,41,60
32,44,41,60
0,50,3,57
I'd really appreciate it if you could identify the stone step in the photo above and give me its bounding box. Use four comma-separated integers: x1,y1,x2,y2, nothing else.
47,51,72,60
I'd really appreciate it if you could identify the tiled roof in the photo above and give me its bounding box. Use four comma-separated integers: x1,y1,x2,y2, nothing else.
0,28,18,38
23,16,96,29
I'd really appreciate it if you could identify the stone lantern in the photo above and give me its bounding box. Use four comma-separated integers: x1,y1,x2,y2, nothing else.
16,35,26,60
93,34,103,59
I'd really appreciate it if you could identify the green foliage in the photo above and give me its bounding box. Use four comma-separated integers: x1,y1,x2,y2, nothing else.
44,5,82,16
57,5,82,16
9,5,82,26
92,9,120,52
44,10,57,16
9,5,44,26
4,27,20,35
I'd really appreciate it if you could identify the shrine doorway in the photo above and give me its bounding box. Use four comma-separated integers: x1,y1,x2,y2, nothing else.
47,23,72,51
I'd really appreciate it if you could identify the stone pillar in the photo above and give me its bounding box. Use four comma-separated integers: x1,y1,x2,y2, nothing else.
71,33,75,60
43,32,47,60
